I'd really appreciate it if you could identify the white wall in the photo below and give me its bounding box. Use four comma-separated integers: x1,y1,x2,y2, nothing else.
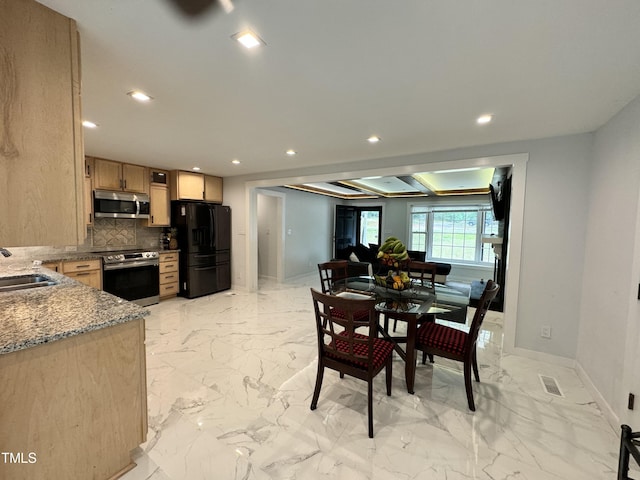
578,95,640,427
280,188,336,279
514,135,592,358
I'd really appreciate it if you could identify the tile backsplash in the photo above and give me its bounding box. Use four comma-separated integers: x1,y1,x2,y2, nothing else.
90,218,161,249
91,218,137,247
4,219,162,260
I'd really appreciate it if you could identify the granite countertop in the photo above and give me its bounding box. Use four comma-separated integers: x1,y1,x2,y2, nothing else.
38,248,179,263
0,261,149,355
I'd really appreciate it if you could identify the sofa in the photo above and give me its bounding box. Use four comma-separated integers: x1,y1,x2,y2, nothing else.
335,243,376,276
335,243,451,283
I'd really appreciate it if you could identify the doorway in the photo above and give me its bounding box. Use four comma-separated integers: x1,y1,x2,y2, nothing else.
334,205,382,256
257,190,284,283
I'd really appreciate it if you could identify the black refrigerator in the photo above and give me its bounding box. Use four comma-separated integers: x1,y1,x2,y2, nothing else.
171,202,231,298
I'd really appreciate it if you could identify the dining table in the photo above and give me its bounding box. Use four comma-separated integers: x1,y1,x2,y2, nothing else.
339,276,470,394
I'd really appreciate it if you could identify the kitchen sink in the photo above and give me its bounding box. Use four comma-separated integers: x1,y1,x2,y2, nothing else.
0,274,58,292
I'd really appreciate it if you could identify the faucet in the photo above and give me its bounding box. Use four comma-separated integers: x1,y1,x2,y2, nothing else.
0,247,12,257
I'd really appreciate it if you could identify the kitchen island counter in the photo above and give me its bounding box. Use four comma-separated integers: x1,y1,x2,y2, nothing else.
0,261,149,480
0,262,149,354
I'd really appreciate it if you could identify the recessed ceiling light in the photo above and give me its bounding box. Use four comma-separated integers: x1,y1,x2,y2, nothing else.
367,135,381,143
232,30,265,49
82,120,98,128
127,90,153,102
231,159,241,165
286,149,296,156
192,167,201,171
476,114,493,125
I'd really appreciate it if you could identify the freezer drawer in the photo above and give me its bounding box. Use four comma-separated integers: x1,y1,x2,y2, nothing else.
181,263,230,298
186,251,230,267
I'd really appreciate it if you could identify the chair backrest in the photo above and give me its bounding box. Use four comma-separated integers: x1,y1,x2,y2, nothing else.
407,260,437,290
317,260,349,294
310,288,378,369
466,280,500,350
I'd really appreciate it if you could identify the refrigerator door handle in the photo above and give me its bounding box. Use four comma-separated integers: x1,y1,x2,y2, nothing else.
194,265,217,271
209,208,214,249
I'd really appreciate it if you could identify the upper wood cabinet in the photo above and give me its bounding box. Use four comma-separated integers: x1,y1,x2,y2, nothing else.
170,170,204,201
0,0,85,247
148,168,170,227
204,175,223,203
170,171,223,203
93,158,148,194
148,184,170,227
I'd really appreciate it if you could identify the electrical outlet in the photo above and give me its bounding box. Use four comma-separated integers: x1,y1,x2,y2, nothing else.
541,325,552,339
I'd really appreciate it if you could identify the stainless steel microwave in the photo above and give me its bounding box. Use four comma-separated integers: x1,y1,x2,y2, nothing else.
94,190,150,219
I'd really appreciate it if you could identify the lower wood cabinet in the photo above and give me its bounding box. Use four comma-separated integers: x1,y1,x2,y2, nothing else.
61,258,102,290
159,252,179,299
0,318,147,480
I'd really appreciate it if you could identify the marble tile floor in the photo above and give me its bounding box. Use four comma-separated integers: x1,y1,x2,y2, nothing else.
121,274,626,480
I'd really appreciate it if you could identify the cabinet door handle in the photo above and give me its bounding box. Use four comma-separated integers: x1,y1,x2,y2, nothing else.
76,264,91,269
76,272,90,276
165,264,175,268
151,215,154,223
124,179,127,189
165,275,175,279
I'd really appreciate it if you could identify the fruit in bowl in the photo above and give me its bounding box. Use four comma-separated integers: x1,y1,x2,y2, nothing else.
374,271,410,290
377,237,409,268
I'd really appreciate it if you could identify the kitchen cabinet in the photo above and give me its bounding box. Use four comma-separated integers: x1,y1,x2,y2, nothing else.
0,0,85,247
170,170,205,200
62,259,102,290
148,184,171,227
149,168,169,186
93,158,148,194
42,261,62,273
84,157,94,226
170,171,224,203
204,175,223,203
159,252,179,298
148,168,170,227
0,317,147,480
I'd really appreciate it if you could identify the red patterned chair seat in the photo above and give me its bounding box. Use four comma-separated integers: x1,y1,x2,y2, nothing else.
417,321,467,356
328,332,394,370
330,307,370,322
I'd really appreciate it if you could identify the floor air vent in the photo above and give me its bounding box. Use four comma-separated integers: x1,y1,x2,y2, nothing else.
539,374,564,397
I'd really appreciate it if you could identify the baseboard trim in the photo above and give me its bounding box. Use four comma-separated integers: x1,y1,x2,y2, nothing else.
506,345,577,368
575,361,620,432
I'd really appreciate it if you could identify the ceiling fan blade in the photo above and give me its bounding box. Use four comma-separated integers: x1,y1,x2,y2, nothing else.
166,0,233,17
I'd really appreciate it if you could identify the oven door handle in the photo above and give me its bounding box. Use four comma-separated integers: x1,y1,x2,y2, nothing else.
103,260,159,270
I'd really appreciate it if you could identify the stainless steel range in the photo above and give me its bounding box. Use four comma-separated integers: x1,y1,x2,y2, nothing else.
102,251,159,306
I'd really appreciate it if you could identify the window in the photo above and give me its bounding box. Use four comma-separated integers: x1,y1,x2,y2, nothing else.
409,205,499,264
359,209,381,245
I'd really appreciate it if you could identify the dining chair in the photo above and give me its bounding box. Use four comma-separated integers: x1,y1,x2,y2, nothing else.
318,260,369,323
414,280,499,411
310,288,395,438
407,260,438,289
317,260,349,294
391,260,438,332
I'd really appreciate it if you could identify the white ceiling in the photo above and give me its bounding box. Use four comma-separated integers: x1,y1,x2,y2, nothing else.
37,0,640,178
